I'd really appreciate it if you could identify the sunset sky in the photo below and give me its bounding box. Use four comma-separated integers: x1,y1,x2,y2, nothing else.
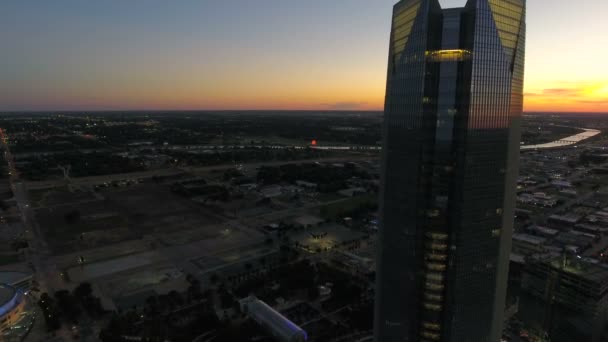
1,0,607,113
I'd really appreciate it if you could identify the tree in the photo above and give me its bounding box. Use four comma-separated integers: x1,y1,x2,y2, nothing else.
38,293,61,331
64,210,81,224
55,289,82,322
145,295,159,316
72,282,104,318
307,286,320,301
219,289,234,309
168,290,184,307
99,311,140,342
73,282,93,299
187,278,202,302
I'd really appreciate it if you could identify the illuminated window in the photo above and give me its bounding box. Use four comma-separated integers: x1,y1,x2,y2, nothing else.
422,322,441,331
421,331,441,340
488,0,524,57
426,253,448,261
423,303,442,311
426,49,472,62
427,243,448,251
426,209,440,218
426,262,446,271
391,2,421,64
424,293,443,302
425,282,444,291
425,273,444,282
492,229,501,237
426,232,448,240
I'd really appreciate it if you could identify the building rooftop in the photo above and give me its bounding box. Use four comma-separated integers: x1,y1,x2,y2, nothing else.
513,233,547,245
292,215,324,227
549,214,582,224
547,257,608,284
528,225,559,236
289,224,365,252
0,285,15,306
510,253,526,264
0,271,31,287
240,296,307,342
0,284,21,318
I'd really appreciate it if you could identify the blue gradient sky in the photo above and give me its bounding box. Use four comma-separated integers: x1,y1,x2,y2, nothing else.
1,0,607,112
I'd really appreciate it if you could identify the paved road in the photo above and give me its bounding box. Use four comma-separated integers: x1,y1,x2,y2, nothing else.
1,128,72,341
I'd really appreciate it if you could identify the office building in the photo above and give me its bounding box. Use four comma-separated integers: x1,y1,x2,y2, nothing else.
520,256,608,342
374,0,526,341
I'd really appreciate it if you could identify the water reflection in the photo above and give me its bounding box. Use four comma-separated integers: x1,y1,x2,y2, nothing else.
520,128,601,150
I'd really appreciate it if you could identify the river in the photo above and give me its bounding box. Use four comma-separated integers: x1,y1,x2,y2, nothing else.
520,128,601,150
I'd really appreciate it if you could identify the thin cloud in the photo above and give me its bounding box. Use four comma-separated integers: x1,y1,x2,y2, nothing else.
541,88,583,96
576,98,608,104
322,101,368,110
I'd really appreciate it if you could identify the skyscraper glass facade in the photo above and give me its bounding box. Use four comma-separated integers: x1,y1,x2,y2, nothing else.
374,1,525,341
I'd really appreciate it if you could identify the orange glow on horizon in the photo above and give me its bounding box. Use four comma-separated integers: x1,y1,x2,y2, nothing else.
3,60,606,113
524,81,608,113
16,80,606,113
2,1,608,114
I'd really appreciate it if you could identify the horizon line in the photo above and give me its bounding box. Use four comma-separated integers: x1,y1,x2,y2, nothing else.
1,109,607,115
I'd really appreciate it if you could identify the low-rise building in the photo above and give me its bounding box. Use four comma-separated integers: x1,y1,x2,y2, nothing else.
295,180,317,189
289,224,366,253
260,185,283,198
239,296,307,342
575,224,608,236
527,225,560,238
512,234,547,256
0,271,32,291
520,256,608,342
0,285,26,332
555,232,594,250
292,215,324,228
560,189,578,198
552,180,573,188
517,193,557,208
337,187,366,198
549,214,582,227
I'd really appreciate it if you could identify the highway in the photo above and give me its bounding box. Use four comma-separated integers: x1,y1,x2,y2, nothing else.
0,128,73,341
25,154,378,189
0,129,62,292
20,124,601,190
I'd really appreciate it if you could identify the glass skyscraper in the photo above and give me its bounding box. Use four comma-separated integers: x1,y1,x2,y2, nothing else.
374,0,525,341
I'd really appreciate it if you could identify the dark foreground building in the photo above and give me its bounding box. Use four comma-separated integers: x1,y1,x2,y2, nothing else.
520,256,608,342
374,0,526,341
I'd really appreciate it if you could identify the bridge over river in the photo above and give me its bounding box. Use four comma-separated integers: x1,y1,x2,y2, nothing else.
520,128,601,150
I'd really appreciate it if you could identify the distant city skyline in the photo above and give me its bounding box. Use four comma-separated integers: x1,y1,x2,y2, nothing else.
1,0,606,112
